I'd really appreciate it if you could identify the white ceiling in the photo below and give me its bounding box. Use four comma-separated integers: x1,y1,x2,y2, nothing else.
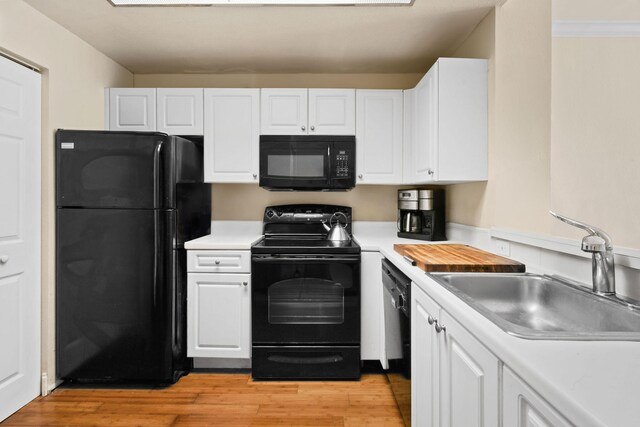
24,0,500,74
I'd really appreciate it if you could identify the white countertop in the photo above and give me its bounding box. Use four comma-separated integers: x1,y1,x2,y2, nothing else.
184,221,263,250
354,221,639,427
186,220,640,426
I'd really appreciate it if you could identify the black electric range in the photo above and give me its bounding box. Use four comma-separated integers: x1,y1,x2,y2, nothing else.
250,204,361,380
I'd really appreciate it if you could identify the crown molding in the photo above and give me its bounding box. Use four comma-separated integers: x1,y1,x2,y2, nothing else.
553,20,640,37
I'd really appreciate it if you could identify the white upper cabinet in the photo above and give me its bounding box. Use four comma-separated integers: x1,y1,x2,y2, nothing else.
407,58,488,184
356,90,403,184
261,88,355,135
108,88,156,131
156,88,203,135
261,88,308,135
204,88,260,183
308,89,355,135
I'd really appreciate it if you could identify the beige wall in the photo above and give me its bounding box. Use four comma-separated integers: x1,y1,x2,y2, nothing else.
212,185,405,221
136,73,423,221
554,0,640,20
550,1,640,247
0,0,133,390
446,0,553,236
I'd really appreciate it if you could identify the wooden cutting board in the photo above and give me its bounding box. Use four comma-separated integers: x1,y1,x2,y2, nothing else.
393,243,525,273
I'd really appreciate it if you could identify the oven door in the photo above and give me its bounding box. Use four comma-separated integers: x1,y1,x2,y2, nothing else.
251,254,360,345
259,139,331,190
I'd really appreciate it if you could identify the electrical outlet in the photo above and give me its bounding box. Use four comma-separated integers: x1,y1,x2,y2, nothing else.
496,240,511,257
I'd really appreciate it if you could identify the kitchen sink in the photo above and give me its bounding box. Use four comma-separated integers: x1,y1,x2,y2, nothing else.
428,273,640,340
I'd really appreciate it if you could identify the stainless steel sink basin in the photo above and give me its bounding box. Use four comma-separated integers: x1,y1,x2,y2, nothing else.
429,273,640,340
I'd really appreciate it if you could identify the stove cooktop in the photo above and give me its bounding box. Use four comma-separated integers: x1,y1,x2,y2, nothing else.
251,237,361,254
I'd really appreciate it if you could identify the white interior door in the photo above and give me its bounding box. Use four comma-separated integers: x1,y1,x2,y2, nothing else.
0,55,41,422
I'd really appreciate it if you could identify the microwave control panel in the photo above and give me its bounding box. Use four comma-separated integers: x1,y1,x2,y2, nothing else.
335,150,351,177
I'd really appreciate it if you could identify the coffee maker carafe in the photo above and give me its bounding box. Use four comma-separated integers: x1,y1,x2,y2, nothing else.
397,189,446,241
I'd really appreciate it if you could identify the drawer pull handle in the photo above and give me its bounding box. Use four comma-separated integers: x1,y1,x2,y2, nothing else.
242,281,248,287
214,260,221,265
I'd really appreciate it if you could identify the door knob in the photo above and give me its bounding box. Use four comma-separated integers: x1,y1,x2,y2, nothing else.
0,255,8,264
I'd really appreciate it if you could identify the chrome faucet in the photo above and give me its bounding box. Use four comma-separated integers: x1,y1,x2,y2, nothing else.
550,211,616,296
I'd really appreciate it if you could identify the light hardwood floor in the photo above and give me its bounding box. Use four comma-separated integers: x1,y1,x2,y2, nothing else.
2,373,404,426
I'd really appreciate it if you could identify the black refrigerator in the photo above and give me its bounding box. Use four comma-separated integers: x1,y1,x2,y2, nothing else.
55,130,211,384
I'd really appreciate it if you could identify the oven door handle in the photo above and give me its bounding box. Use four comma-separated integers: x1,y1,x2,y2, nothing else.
252,255,360,263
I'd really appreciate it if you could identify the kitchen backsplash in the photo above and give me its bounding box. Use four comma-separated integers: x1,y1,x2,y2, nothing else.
211,184,405,221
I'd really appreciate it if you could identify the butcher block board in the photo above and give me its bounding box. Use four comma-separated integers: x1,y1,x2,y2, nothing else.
393,244,525,273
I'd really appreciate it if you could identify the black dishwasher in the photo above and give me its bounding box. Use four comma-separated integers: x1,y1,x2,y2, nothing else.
382,258,411,426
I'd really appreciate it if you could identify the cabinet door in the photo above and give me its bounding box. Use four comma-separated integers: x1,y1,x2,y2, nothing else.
260,88,308,135
360,252,384,365
402,88,415,184
503,367,573,427
108,88,156,131
204,88,260,183
413,64,438,183
308,89,355,135
412,284,441,427
356,90,403,184
439,310,500,427
187,273,251,358
156,88,203,135
437,58,488,182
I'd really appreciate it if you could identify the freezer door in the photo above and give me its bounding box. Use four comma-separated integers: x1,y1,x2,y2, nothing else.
56,208,181,383
56,130,175,209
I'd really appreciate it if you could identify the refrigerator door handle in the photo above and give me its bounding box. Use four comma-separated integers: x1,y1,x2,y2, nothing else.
153,141,163,208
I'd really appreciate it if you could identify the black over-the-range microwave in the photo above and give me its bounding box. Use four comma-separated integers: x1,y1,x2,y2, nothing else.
259,135,356,191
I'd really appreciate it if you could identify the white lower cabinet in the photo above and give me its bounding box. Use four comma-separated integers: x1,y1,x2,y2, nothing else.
187,251,251,359
360,252,385,366
503,367,573,427
412,283,499,427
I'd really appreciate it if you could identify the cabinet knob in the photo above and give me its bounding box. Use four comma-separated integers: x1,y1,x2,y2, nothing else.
310,125,315,131
214,260,221,265
427,316,435,325
427,168,434,176
253,173,257,179
0,255,8,264
301,125,306,131
242,281,248,287
435,323,446,334
358,174,363,179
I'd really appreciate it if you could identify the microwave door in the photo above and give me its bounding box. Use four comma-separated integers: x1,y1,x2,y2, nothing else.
260,141,331,190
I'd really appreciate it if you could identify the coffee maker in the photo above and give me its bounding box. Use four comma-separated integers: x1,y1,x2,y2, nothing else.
397,189,446,241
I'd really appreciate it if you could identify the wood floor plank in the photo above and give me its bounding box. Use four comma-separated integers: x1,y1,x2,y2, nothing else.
5,373,404,427
96,402,260,416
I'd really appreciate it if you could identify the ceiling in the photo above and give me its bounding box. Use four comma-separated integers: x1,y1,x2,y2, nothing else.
24,0,501,74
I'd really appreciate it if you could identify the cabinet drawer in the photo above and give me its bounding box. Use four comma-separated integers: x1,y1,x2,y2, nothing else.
187,250,250,273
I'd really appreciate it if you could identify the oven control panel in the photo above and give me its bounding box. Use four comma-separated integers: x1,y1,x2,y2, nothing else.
263,204,353,235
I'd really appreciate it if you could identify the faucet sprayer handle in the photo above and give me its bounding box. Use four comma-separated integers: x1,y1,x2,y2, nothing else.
549,211,613,250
